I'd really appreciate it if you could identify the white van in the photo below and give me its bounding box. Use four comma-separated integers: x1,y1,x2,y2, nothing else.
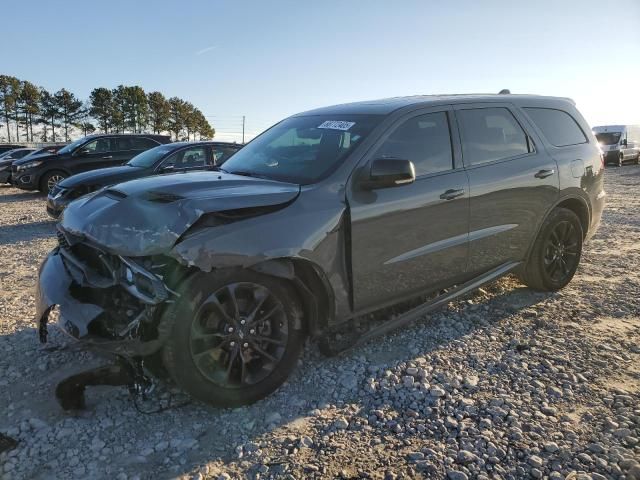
592,125,640,166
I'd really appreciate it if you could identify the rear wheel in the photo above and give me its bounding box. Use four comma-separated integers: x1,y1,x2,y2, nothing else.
40,171,67,193
518,208,583,291
162,269,305,407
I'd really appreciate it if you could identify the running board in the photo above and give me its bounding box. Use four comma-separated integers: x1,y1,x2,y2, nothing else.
322,261,520,355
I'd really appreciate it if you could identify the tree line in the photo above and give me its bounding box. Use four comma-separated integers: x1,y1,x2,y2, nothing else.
0,75,215,143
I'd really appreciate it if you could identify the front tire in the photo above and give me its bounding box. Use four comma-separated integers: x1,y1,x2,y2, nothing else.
617,153,623,167
162,268,305,407
518,208,583,292
40,170,67,193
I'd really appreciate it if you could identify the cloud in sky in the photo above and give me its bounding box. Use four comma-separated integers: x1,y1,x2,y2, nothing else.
195,45,218,56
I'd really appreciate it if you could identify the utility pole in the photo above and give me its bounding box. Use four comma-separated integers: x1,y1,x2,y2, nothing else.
242,115,245,144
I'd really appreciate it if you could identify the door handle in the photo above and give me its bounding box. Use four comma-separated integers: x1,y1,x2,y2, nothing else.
101,156,113,159
534,169,555,179
439,188,465,200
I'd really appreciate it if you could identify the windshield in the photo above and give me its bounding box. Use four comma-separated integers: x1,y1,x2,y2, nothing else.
57,137,88,155
221,115,382,184
127,144,176,168
595,132,622,145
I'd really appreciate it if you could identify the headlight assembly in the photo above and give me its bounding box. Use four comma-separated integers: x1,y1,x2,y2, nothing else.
16,160,43,171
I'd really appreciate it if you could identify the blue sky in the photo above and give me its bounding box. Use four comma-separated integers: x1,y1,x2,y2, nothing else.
3,0,639,141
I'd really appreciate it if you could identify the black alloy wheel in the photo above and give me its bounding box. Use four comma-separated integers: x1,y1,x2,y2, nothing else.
162,269,305,407
543,220,580,284
188,282,289,388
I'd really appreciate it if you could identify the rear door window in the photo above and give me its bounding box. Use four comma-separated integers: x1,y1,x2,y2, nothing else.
81,138,114,154
212,146,241,166
130,137,160,150
161,146,207,169
373,111,453,176
524,108,587,147
457,108,530,166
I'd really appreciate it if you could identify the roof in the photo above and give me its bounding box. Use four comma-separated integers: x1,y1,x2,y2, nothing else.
295,94,576,116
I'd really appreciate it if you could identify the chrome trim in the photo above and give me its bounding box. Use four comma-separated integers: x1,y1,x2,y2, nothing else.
384,224,518,265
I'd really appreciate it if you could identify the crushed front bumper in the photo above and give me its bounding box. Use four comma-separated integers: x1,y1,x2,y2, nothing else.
36,248,169,358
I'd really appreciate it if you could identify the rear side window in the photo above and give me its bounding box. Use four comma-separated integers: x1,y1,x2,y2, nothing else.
457,108,530,166
131,137,159,150
373,111,453,176
524,108,587,147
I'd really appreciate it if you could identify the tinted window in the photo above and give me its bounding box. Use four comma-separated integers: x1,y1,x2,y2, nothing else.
458,108,530,165
116,138,133,151
161,147,207,169
524,108,587,147
131,137,159,150
212,146,240,166
82,138,114,154
373,112,453,176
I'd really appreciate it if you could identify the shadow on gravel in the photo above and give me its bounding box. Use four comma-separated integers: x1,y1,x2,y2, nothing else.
0,220,56,245
3,279,552,479
0,189,45,204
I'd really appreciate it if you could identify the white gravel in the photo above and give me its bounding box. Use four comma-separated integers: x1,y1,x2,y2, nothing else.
0,167,639,479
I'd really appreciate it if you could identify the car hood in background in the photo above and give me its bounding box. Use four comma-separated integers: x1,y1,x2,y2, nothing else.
58,165,147,189
60,171,301,256
12,152,59,166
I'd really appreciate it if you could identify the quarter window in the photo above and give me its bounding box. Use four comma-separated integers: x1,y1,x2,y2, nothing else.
373,112,453,176
524,108,587,147
457,108,530,165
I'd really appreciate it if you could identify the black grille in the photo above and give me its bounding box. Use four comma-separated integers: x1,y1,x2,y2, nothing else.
57,230,70,250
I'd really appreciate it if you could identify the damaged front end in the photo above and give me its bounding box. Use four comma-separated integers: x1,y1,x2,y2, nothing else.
37,227,181,358
36,171,305,408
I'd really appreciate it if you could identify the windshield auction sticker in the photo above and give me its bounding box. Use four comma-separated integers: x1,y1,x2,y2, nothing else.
318,121,355,131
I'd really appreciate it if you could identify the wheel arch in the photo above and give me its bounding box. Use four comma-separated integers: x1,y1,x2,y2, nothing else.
523,194,590,264
248,257,335,337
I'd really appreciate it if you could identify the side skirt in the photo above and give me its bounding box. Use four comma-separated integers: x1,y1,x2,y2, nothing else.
319,261,520,355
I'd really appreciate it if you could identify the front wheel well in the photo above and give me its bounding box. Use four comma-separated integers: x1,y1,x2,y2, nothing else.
249,258,334,337
555,198,589,238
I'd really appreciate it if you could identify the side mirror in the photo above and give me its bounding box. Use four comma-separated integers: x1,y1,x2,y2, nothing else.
160,164,175,173
76,148,91,156
362,158,416,190
621,139,628,147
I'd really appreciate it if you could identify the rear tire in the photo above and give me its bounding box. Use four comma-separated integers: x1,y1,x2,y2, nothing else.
518,208,583,292
40,170,67,193
162,268,305,407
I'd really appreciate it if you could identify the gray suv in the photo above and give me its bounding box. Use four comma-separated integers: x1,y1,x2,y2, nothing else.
37,94,604,408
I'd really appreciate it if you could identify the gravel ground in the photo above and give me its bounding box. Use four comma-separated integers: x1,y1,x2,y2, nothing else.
0,167,638,480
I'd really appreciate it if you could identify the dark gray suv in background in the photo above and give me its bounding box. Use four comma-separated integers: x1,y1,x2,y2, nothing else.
37,94,604,408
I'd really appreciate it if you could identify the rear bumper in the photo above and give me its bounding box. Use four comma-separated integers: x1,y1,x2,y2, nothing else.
36,249,167,358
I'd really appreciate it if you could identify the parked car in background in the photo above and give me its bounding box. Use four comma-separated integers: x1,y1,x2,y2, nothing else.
37,94,604,407
12,133,171,192
47,141,242,218
0,144,25,155
593,125,640,166
0,148,37,183
23,145,66,159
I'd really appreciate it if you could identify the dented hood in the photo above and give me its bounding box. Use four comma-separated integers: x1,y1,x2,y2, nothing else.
60,171,300,256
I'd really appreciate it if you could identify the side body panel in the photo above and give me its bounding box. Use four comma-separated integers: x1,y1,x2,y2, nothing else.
453,102,560,274
346,106,471,312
